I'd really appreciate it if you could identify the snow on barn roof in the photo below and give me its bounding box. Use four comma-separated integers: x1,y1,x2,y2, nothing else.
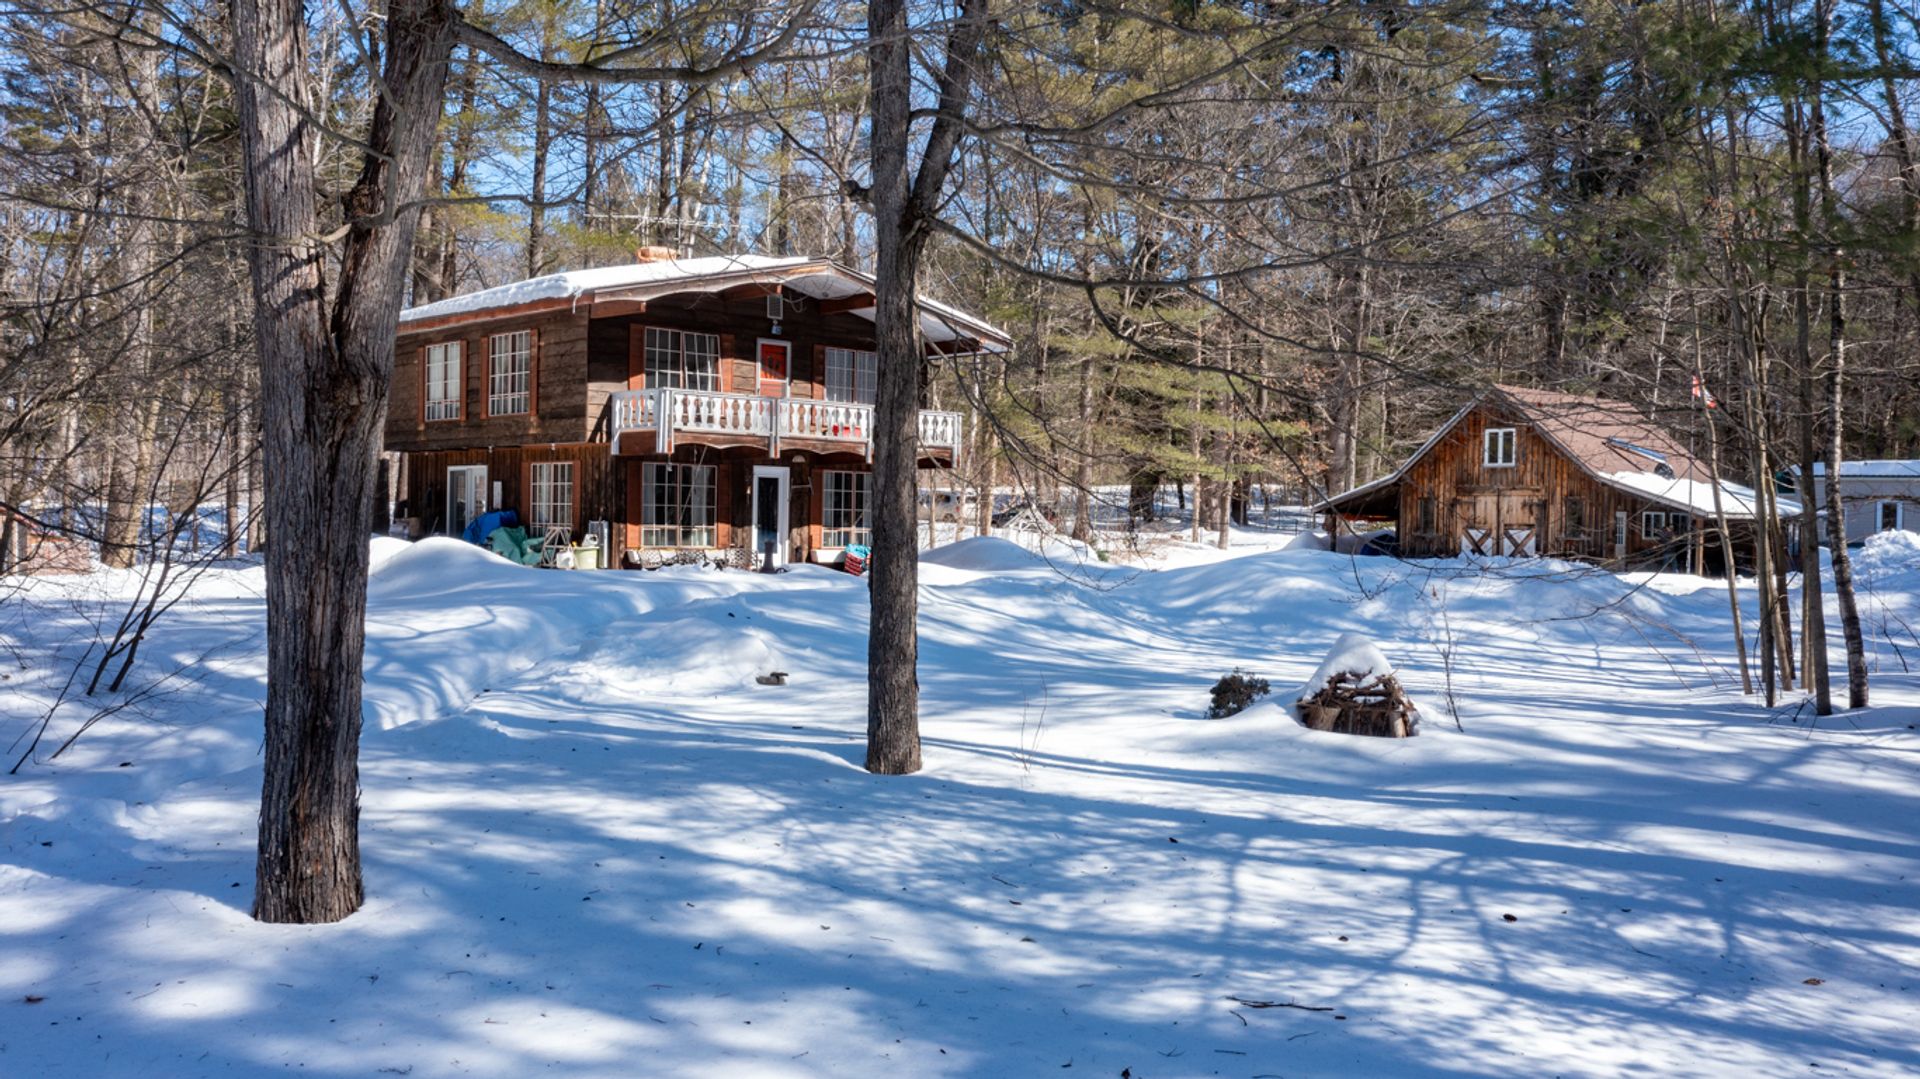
398,253,1010,351
1318,384,1792,520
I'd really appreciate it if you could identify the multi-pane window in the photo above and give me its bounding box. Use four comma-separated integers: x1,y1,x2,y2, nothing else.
1483,427,1517,467
644,327,721,391
1640,510,1669,539
424,342,462,420
825,347,877,405
488,330,532,415
642,463,716,547
529,461,573,532
823,471,871,548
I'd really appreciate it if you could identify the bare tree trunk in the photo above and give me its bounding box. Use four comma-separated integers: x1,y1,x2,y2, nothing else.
1071,353,1092,542
526,18,554,278
233,0,455,923
863,0,987,775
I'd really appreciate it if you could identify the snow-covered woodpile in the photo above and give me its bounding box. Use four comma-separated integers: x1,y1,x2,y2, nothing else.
1294,634,1418,738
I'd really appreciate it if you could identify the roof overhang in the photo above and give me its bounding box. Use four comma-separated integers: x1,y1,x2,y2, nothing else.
398,256,1012,355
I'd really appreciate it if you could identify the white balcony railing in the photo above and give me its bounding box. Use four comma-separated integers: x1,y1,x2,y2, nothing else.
609,388,961,459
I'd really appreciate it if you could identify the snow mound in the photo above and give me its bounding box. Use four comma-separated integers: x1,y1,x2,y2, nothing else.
1280,530,1330,551
367,535,415,576
922,536,1056,572
1855,529,1920,574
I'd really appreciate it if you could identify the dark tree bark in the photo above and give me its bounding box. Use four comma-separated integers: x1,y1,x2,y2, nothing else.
863,0,988,775
232,0,456,923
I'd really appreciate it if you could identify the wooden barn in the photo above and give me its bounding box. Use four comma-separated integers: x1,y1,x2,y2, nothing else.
384,252,1009,568
1317,385,1794,573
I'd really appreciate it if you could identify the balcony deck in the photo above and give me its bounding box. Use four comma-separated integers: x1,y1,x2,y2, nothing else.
609,388,961,464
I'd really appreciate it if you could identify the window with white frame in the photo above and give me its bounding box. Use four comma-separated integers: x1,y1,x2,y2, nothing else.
1879,501,1907,532
488,330,532,415
529,461,573,531
424,342,462,420
642,462,715,547
823,471,870,548
825,347,877,405
644,327,721,391
1640,510,1669,539
1483,427,1517,468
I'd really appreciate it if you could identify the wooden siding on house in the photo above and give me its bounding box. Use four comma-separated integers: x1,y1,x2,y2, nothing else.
389,309,591,452
585,290,880,437
397,442,617,541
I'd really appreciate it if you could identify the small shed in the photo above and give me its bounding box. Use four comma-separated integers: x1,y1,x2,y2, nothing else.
1804,460,1920,544
1317,385,1794,574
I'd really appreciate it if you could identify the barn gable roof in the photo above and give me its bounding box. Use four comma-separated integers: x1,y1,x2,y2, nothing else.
1318,385,1793,520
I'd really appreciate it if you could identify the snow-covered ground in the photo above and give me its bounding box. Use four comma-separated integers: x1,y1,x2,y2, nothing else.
3,530,1918,1077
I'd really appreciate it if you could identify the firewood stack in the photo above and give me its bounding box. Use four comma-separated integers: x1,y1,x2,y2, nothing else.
1296,669,1418,738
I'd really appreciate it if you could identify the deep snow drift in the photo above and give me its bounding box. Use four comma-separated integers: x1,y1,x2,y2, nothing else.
2,533,1917,1078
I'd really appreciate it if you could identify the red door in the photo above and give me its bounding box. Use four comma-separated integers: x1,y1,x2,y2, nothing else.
757,340,790,396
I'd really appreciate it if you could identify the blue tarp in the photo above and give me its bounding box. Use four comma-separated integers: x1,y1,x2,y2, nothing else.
464,509,518,546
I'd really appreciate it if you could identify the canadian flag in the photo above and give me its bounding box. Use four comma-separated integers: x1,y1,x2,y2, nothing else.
1691,375,1718,409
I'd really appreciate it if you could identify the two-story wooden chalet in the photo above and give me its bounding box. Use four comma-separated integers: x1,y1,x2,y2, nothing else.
1318,384,1795,573
385,252,1010,568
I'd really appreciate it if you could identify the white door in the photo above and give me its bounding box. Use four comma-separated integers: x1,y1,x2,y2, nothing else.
447,465,488,536
750,465,791,567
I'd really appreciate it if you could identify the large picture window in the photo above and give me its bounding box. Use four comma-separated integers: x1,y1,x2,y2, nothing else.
643,463,716,547
644,327,721,391
825,347,877,405
823,470,870,548
424,342,462,420
1483,427,1516,468
488,330,533,415
529,461,574,532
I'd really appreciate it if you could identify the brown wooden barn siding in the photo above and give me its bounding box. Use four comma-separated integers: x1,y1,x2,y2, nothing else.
389,310,591,453
584,292,881,438
400,442,615,539
1395,402,1685,562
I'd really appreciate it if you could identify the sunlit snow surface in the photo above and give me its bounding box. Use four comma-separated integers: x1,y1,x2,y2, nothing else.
2,530,1917,1077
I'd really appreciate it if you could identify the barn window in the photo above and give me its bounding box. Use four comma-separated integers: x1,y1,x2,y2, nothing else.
1563,496,1585,535
487,330,533,415
1483,427,1517,468
1416,496,1436,535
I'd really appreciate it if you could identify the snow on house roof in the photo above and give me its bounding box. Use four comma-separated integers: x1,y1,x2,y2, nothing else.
398,253,1010,351
1804,459,1920,479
